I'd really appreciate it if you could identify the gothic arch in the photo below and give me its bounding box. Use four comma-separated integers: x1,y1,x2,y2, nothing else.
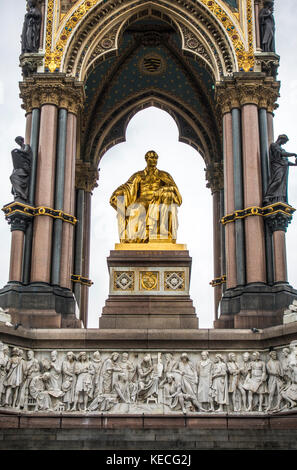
49,0,244,80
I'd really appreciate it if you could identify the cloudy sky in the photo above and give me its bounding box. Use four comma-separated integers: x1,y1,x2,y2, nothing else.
0,1,296,329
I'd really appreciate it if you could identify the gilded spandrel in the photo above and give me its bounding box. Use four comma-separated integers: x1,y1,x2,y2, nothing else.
110,151,182,243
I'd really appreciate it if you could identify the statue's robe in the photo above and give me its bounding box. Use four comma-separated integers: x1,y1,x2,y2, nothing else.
110,168,182,243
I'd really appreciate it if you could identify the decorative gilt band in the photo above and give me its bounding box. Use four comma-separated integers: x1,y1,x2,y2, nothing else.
2,202,77,225
210,275,226,287
19,75,85,114
71,274,94,287
221,203,295,226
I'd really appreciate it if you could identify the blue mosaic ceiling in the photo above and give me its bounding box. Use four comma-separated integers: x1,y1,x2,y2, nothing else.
82,20,220,164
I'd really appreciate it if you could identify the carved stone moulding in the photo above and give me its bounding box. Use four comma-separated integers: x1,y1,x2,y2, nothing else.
254,52,280,78
75,161,99,193
19,53,44,79
1,341,297,416
19,74,85,114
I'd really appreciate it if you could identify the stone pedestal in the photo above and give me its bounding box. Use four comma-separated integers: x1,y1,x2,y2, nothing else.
99,244,198,329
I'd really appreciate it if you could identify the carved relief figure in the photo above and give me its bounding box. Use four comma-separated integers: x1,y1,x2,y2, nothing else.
62,352,76,411
243,352,268,412
72,352,93,411
266,351,284,411
280,350,297,409
21,0,42,54
116,352,136,403
137,353,161,402
90,351,102,397
259,1,275,53
4,348,26,408
10,136,32,202
227,353,241,411
29,373,53,411
110,151,182,243
0,343,9,407
172,353,199,407
238,352,251,411
263,135,297,205
210,355,229,412
197,351,213,410
163,374,188,413
19,350,40,410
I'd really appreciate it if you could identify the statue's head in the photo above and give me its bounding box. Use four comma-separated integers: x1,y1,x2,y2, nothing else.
15,136,24,147
264,1,273,9
145,150,158,168
277,134,289,145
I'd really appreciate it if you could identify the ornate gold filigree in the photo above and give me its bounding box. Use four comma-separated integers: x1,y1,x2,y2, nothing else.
140,271,159,291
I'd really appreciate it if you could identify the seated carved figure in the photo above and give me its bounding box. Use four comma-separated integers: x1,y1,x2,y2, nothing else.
110,151,182,243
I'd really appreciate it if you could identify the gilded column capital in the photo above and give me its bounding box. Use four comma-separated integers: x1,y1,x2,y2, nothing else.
75,161,99,193
216,75,280,113
19,74,85,114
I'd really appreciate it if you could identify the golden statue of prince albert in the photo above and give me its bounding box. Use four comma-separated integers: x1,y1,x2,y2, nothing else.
110,151,182,243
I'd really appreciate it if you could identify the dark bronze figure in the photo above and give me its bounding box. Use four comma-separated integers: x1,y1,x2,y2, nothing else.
21,0,42,54
263,135,297,206
10,137,32,202
259,1,275,53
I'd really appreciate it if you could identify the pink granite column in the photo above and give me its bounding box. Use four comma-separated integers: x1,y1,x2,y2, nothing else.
224,112,237,289
267,112,274,146
9,231,25,282
254,1,261,51
241,104,266,284
25,112,32,145
31,104,58,283
60,113,77,289
273,231,287,283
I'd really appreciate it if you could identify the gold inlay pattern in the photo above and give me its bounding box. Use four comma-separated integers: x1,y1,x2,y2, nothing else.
140,271,159,291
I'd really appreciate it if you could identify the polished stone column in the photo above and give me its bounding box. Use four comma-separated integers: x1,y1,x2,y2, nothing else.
213,190,222,320
223,112,237,289
51,108,68,286
73,189,85,310
60,113,77,290
9,231,25,283
80,191,92,327
22,108,41,284
259,107,274,285
31,104,58,283
241,104,266,284
273,231,288,283
232,107,245,287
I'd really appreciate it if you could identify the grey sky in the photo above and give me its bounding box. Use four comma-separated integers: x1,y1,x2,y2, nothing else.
0,1,296,329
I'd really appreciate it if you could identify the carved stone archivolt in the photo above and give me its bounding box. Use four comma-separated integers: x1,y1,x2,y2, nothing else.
19,75,85,114
1,342,297,415
216,75,280,114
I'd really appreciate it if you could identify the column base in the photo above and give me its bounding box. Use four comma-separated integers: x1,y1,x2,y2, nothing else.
216,283,297,329
0,282,81,329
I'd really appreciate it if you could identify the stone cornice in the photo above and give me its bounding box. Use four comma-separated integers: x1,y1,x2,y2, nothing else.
19,74,85,114
216,74,280,114
75,161,99,192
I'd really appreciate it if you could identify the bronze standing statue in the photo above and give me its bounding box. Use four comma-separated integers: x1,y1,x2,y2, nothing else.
110,151,182,243
10,137,32,202
263,135,297,206
259,1,276,53
21,0,42,54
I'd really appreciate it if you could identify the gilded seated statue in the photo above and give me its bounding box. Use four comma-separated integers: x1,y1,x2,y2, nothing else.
110,151,182,243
